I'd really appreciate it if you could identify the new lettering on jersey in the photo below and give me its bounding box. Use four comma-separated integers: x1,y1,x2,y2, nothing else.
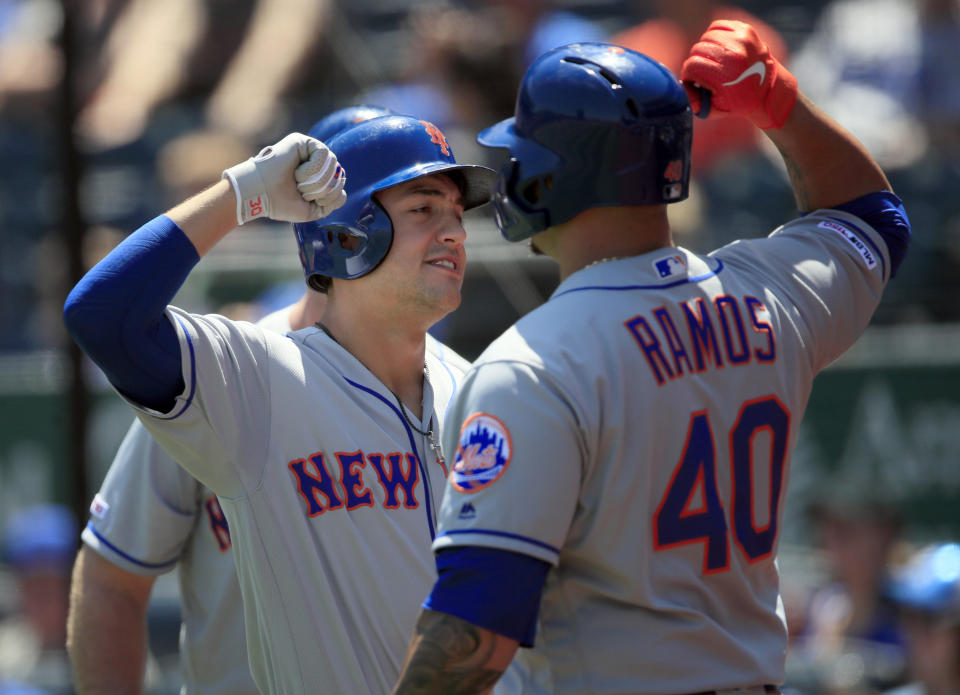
289,448,425,514
451,413,512,492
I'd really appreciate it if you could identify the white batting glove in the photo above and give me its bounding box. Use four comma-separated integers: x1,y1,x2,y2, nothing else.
222,133,347,225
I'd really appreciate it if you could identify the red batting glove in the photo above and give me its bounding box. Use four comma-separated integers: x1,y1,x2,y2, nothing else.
680,19,798,130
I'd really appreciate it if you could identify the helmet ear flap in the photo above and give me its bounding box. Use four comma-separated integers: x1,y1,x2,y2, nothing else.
296,208,394,282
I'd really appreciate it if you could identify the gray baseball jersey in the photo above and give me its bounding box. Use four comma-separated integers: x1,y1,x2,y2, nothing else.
82,307,308,695
84,304,474,695
122,310,487,694
83,420,258,695
434,210,890,694
255,306,295,334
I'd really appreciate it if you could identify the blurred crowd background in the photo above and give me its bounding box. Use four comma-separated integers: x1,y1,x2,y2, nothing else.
0,0,959,693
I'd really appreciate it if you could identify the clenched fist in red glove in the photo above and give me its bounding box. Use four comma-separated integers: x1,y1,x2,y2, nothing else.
681,20,798,130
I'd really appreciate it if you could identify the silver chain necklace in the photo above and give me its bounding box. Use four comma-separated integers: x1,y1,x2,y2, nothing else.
391,362,445,467
316,321,445,466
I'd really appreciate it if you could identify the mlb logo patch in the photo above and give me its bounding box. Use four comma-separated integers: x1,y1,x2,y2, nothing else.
90,493,110,520
663,183,684,200
451,413,513,493
654,253,686,278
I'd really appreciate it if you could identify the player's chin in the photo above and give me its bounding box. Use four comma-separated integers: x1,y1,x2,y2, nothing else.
429,285,462,316
441,287,463,312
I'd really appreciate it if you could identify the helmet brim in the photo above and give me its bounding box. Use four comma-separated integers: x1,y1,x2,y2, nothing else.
478,118,563,176
373,162,499,210
477,118,517,149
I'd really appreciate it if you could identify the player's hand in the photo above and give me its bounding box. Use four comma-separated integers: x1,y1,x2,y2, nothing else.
680,19,797,130
222,133,347,226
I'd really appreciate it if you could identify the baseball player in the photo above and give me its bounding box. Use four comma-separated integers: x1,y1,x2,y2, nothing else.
393,24,912,695
66,105,469,695
67,105,475,695
63,113,500,694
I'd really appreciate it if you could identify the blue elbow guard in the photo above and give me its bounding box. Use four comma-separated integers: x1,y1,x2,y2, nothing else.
833,191,911,277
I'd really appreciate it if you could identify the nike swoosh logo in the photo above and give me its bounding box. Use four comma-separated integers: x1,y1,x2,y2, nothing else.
723,60,766,87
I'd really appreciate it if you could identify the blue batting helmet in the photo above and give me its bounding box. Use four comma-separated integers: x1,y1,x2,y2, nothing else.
308,105,396,143
478,42,692,241
886,542,960,622
294,115,497,285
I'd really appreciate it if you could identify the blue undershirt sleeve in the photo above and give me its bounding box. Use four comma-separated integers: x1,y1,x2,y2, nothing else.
424,546,551,647
830,190,911,277
63,215,200,412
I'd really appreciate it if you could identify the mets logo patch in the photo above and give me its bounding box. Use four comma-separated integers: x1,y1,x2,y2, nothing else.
451,413,512,493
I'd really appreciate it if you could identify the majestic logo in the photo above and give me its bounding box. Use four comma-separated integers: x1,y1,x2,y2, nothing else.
723,60,766,87
458,502,477,520
654,253,686,278
451,413,512,493
420,120,451,156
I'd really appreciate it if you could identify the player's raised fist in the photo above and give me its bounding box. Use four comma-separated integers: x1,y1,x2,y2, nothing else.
680,19,797,130
295,140,347,218
222,133,347,226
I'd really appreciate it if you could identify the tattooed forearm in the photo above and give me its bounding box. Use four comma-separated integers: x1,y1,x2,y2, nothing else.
393,610,513,695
